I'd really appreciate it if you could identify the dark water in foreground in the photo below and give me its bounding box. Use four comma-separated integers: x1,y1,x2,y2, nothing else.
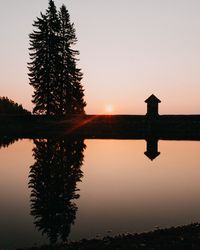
0,138,200,249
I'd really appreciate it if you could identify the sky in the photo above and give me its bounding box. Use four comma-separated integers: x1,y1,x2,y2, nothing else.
1,0,200,114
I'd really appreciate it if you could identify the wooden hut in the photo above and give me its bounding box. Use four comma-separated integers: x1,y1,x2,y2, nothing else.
145,94,161,117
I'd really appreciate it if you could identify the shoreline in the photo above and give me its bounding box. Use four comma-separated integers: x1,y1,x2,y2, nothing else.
1,114,200,139
16,223,200,250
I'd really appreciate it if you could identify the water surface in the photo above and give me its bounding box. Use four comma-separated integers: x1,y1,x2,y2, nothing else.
0,139,200,249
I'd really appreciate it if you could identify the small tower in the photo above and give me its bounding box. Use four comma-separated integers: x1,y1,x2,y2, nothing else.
145,94,161,117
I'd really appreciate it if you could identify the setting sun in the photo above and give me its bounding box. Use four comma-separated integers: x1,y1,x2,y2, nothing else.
105,104,113,113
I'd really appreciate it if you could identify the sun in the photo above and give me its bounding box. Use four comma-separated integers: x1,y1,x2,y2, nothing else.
105,104,113,113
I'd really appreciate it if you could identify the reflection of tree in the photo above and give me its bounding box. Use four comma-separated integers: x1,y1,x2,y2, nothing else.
0,136,18,148
29,138,86,243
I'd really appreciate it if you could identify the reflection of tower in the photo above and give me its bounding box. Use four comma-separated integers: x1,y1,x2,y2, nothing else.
144,137,160,160
29,138,86,244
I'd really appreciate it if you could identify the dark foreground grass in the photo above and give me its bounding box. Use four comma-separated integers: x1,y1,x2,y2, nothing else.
17,223,200,250
2,114,200,139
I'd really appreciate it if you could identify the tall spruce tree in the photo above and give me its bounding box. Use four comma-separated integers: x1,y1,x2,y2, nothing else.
28,1,86,115
58,5,86,114
28,0,60,115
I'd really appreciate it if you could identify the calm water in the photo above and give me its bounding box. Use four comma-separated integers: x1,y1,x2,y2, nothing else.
0,138,200,249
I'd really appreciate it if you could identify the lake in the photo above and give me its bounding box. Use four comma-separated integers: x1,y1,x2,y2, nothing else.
0,138,200,249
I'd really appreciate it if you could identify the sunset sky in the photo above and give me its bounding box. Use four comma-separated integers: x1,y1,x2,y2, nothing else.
1,0,200,114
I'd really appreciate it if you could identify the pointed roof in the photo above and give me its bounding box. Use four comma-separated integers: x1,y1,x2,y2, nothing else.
144,151,160,161
145,94,161,103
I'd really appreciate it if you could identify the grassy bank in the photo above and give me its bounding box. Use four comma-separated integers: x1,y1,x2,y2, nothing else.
17,223,200,250
1,114,200,139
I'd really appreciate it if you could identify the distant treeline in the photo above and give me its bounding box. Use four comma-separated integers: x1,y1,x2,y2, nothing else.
0,97,30,115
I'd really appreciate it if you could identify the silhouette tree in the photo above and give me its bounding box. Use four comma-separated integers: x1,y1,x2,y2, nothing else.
28,0,86,115
58,5,86,114
29,138,86,243
28,0,60,115
0,96,30,115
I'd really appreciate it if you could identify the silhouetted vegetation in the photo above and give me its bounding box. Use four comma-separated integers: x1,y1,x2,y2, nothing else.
28,0,86,115
0,96,30,115
0,136,18,148
16,223,200,250
29,138,86,244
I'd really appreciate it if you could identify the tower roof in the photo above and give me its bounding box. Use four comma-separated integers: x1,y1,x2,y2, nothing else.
145,94,161,103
